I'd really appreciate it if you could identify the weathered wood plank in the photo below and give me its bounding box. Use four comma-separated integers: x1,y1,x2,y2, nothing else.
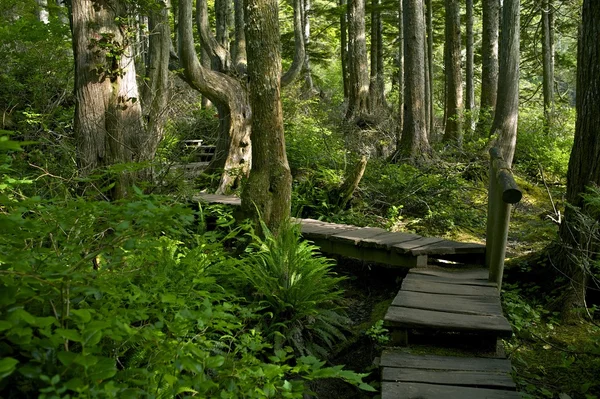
329,227,389,245
407,272,497,287
381,382,522,399
401,277,500,297
324,240,427,268
300,223,359,239
410,267,489,280
384,306,513,336
382,368,516,389
410,240,485,256
391,291,503,316
194,193,241,206
380,352,512,372
359,231,422,249
394,237,446,254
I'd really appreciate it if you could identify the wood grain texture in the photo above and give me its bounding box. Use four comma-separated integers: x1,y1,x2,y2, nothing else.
401,277,500,297
382,368,516,389
410,267,489,280
380,352,512,372
391,290,503,316
381,382,522,399
407,272,497,287
384,306,513,335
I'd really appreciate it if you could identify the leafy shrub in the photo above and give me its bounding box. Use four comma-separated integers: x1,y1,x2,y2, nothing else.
237,220,350,358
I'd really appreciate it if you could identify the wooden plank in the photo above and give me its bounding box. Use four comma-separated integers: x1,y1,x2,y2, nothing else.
381,382,522,399
384,306,513,336
394,237,446,254
407,273,497,287
300,223,359,239
327,241,427,268
410,267,489,280
329,227,389,245
391,291,503,316
195,193,241,206
410,240,485,256
382,368,516,390
380,352,512,373
359,231,422,249
401,277,500,297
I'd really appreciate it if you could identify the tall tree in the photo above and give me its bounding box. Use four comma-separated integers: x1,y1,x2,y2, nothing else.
478,0,499,135
425,0,433,136
465,0,475,136
368,0,386,112
340,0,349,99
346,0,369,120
281,0,306,86
241,0,293,234
442,0,463,144
181,0,252,194
302,0,315,92
396,0,404,148
490,0,520,166
541,0,555,130
556,0,600,319
72,0,170,199
397,0,430,161
232,0,247,74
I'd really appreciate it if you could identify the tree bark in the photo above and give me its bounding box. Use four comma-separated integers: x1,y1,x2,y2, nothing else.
232,0,247,74
465,0,475,136
280,0,306,87
426,0,433,137
423,1,430,136
556,0,600,320
241,0,293,235
180,0,252,194
36,0,49,23
302,0,315,92
442,0,463,145
541,0,554,131
346,0,369,120
489,0,519,166
140,4,171,165
368,0,386,113
478,0,499,135
340,0,349,99
72,0,145,199
396,0,404,149
196,0,231,72
398,0,430,161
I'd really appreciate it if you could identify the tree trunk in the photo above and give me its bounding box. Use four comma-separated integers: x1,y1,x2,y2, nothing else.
241,0,292,235
490,0,519,166
72,0,145,199
396,0,404,149
302,0,315,92
196,0,231,72
368,0,386,113
541,0,554,131
180,0,252,194
232,0,247,74
36,0,49,23
442,0,463,145
556,0,600,320
423,1,430,136
346,0,369,120
398,0,430,161
340,0,349,99
426,0,433,136
215,0,231,50
477,0,499,135
281,0,306,87
140,4,171,165
336,155,368,209
465,0,475,136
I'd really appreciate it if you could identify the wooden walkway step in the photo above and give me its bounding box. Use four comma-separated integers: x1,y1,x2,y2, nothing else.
381,350,520,398
384,267,512,345
193,193,485,267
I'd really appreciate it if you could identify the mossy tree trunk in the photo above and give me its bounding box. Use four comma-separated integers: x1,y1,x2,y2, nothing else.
241,0,292,235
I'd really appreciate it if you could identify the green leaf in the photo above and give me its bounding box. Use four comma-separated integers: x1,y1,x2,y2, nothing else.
205,355,225,369
87,357,116,380
358,383,377,392
0,357,19,379
56,328,82,343
74,354,98,368
0,320,12,331
57,351,77,366
11,308,36,325
70,309,92,323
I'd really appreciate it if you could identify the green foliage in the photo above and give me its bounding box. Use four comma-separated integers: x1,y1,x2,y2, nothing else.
514,106,575,182
365,320,390,346
237,219,350,358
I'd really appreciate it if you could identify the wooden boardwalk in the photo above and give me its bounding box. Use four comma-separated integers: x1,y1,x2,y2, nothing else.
195,192,520,398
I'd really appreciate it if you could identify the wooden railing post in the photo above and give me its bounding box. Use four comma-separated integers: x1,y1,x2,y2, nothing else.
486,148,522,290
